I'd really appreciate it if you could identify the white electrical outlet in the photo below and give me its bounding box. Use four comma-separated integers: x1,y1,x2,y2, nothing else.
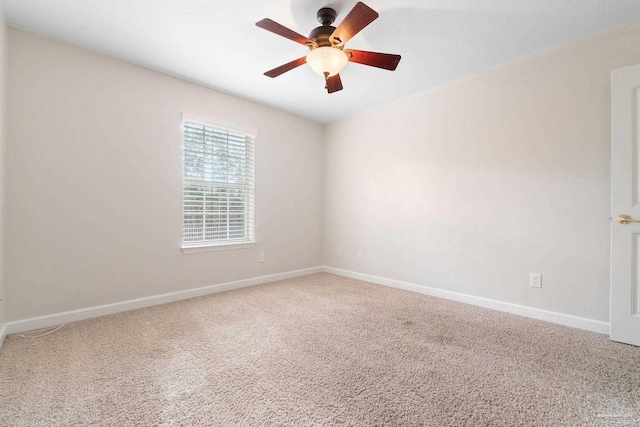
530,273,542,288
337,248,342,257
357,251,363,260
259,253,265,263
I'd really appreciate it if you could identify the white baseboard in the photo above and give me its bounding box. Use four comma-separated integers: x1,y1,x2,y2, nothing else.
323,266,610,335
1,265,610,349
0,323,7,349
4,266,323,337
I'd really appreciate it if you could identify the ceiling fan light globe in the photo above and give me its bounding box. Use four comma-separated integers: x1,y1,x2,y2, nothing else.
306,47,348,77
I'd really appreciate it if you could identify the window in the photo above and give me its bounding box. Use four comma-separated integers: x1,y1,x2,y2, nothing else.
182,119,255,250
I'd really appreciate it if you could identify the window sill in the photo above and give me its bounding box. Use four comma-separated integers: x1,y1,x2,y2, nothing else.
181,241,256,254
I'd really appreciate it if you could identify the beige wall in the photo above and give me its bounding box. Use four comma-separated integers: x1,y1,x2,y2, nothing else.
7,21,640,325
0,7,6,325
6,29,323,321
324,22,640,323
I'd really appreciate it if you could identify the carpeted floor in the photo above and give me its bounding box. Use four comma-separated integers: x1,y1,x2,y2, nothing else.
1,273,639,426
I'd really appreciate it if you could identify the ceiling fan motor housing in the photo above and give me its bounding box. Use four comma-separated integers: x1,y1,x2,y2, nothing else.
309,7,340,48
309,25,337,48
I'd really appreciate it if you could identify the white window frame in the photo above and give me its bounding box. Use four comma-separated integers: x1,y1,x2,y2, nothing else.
181,116,256,253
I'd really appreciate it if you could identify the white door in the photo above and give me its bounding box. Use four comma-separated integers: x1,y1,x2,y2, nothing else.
611,63,640,346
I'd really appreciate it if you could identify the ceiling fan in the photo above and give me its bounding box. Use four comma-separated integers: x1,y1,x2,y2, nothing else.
255,2,401,94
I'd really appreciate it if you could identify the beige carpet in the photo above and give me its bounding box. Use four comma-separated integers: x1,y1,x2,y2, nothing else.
1,273,639,426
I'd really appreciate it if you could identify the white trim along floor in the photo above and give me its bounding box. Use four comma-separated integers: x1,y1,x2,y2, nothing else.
0,266,609,351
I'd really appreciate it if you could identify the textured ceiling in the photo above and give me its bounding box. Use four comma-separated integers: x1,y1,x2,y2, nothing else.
3,0,640,123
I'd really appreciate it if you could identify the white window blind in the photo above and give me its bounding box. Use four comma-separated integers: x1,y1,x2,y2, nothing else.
182,120,255,247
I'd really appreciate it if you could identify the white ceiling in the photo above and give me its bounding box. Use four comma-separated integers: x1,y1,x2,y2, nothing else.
3,0,640,123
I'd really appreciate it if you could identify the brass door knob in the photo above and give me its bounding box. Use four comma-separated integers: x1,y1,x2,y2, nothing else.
617,214,640,224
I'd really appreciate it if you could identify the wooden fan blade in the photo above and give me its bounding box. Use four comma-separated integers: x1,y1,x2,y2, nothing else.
256,19,314,46
329,2,378,46
346,50,401,71
264,57,307,78
326,74,343,94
